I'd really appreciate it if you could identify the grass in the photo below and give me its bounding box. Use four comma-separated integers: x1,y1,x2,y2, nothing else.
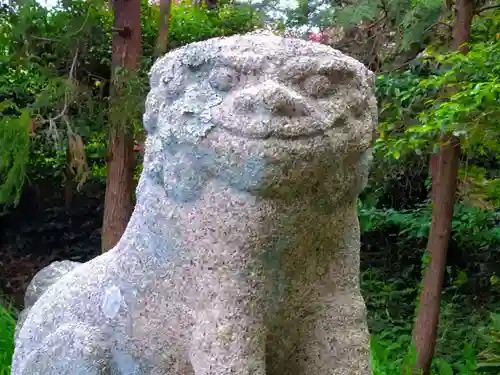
0,298,16,375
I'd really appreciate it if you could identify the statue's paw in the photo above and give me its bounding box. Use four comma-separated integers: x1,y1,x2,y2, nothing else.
13,323,110,375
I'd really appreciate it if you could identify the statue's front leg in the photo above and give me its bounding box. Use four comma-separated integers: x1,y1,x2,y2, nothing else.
296,207,371,375
299,292,371,375
188,283,266,375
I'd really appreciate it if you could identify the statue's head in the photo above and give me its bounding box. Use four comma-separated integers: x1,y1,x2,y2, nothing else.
140,31,377,204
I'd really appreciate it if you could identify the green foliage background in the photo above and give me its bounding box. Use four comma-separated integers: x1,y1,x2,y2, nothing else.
357,6,500,375
0,0,261,208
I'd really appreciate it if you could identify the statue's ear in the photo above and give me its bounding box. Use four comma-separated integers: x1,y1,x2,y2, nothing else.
23,260,81,309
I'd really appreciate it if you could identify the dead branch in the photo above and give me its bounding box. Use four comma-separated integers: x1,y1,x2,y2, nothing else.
41,47,79,126
66,118,90,191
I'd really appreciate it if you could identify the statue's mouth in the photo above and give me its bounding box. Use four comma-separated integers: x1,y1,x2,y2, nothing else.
215,122,331,141
209,111,347,141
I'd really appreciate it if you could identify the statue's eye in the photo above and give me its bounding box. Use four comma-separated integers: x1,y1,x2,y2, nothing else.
209,67,240,92
302,75,331,98
318,67,354,85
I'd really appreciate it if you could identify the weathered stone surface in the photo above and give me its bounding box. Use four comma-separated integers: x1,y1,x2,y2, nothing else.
12,31,377,375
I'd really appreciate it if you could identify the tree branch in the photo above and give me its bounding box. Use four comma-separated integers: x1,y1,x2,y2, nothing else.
424,21,453,33
29,10,90,44
474,4,500,15
367,15,386,29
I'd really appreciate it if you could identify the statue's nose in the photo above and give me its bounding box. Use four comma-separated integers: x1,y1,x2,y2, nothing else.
213,80,331,139
233,81,311,118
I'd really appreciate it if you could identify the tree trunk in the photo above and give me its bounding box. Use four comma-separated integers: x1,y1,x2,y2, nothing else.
192,0,216,9
412,137,460,374
154,0,172,57
452,0,473,53
101,0,142,252
205,0,216,10
411,1,473,373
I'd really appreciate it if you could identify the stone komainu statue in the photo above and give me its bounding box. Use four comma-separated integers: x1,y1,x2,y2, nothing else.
12,31,377,375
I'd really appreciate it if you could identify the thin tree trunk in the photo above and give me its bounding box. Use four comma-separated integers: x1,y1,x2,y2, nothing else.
192,0,217,9
411,1,473,373
101,0,142,252
452,0,473,53
205,0,216,10
155,0,172,57
412,136,460,374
